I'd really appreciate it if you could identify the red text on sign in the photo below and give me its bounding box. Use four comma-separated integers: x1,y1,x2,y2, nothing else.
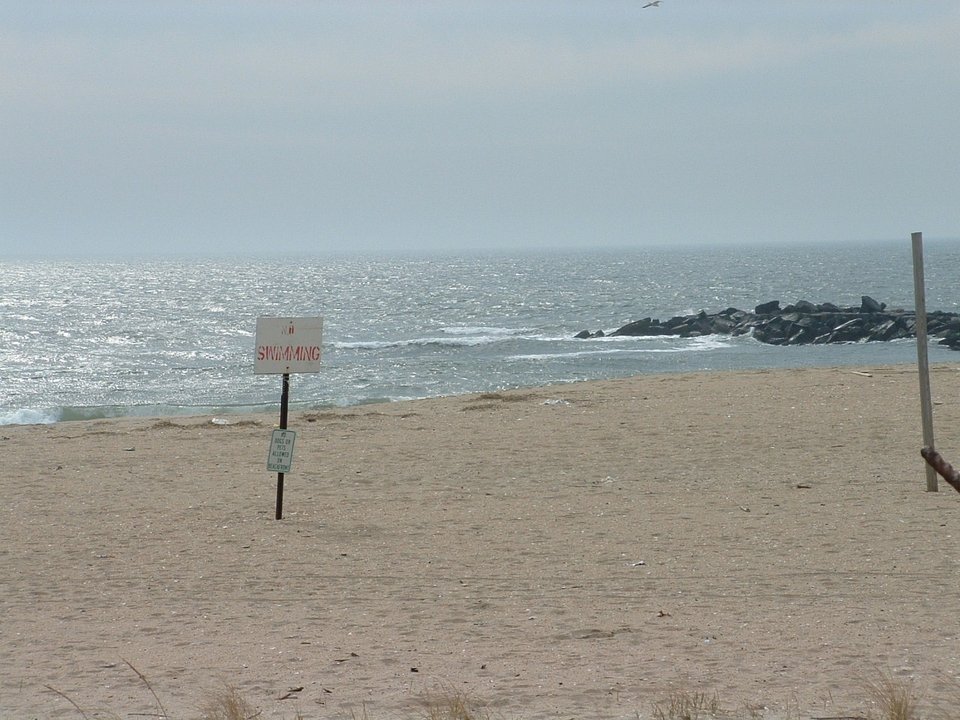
256,345,322,362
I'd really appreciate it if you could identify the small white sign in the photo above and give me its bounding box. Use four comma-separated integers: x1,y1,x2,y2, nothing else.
267,429,297,473
255,316,323,374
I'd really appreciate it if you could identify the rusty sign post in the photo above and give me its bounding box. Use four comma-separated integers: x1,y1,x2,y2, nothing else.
255,316,323,518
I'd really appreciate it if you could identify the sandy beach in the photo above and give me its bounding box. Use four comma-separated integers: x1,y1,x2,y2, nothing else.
3,365,960,719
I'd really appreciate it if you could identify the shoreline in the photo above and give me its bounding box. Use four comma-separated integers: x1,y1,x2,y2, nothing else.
4,365,960,718
0,356,937,429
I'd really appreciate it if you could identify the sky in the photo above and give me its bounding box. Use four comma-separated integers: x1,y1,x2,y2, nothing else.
1,1,959,258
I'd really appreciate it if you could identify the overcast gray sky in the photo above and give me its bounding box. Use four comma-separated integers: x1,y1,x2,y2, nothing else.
2,1,958,258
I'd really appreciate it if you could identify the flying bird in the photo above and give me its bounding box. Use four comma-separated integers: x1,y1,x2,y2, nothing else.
643,1,661,6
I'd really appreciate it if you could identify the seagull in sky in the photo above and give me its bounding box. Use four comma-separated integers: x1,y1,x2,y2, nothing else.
643,1,661,7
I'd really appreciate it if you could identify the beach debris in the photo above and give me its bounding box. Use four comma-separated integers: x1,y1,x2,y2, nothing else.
210,417,232,425
796,483,812,489
122,447,135,452
657,610,671,618
920,447,960,493
278,686,304,700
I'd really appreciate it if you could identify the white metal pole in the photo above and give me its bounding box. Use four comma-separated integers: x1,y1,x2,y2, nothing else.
912,231,938,492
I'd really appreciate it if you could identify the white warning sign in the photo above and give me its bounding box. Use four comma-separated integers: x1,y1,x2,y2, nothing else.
254,317,323,374
266,429,297,473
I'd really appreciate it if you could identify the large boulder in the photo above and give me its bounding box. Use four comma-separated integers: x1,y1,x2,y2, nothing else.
610,318,675,337
783,300,817,314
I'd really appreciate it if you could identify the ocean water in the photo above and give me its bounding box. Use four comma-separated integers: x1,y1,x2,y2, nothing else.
3,240,959,425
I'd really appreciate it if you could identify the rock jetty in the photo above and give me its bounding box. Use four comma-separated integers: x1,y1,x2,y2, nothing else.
575,296,960,350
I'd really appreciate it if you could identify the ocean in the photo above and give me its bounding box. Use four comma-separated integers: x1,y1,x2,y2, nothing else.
3,240,958,426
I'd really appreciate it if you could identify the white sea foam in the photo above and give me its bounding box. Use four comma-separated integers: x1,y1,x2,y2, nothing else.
439,326,531,336
334,333,537,351
0,408,61,426
508,335,731,361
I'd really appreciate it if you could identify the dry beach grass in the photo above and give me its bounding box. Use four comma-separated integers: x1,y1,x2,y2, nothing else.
34,667,949,720
3,366,960,719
